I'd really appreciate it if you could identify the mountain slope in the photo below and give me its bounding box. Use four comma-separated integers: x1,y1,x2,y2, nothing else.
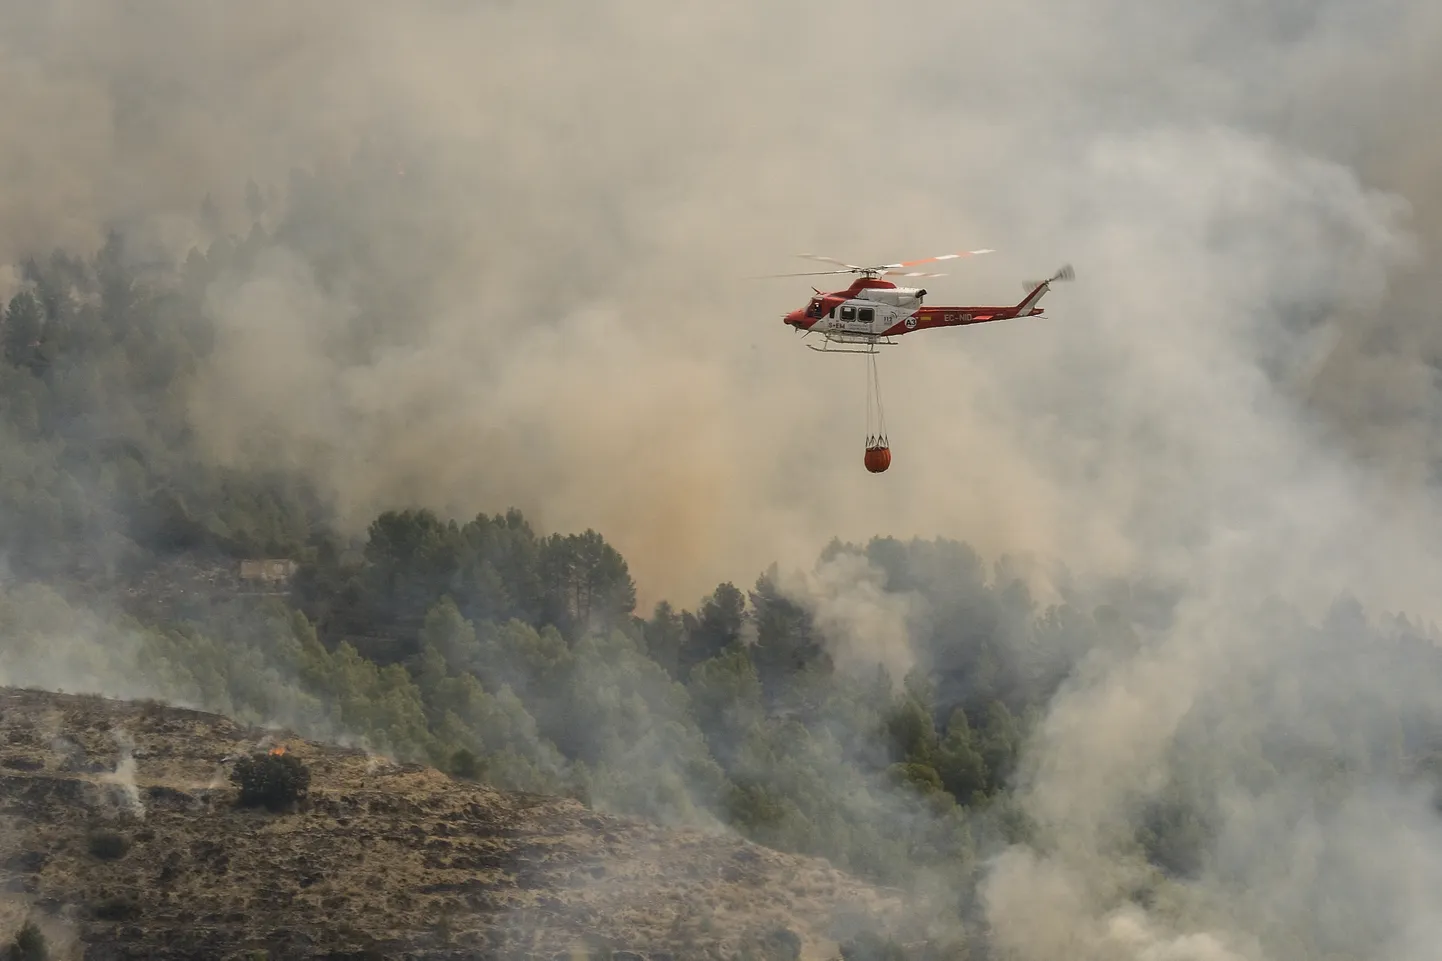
0,688,908,961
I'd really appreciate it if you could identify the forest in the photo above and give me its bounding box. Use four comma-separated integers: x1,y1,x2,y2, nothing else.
5,159,1442,956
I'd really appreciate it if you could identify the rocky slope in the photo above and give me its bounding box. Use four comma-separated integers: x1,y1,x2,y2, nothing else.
0,688,910,960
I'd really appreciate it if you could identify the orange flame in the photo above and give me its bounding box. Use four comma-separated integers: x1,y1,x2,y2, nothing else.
269,745,287,756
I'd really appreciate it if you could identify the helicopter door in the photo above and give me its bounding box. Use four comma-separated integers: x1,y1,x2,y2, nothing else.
836,304,865,331
841,304,875,332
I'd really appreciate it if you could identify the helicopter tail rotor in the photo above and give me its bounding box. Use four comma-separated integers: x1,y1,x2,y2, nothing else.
1022,264,1075,291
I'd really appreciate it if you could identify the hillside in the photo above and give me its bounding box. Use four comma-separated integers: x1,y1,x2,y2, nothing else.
0,687,909,961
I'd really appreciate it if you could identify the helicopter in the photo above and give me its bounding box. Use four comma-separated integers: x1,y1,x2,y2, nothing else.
764,249,1074,474
773,250,1073,353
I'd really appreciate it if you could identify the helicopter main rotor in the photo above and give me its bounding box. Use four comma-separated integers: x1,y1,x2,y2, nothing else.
759,248,995,281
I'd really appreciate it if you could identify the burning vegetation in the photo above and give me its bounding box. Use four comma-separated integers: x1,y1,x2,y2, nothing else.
230,747,311,811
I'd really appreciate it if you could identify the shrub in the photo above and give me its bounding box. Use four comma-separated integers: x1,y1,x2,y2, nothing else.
760,927,802,961
3,920,46,961
92,896,141,922
88,830,130,860
230,751,312,811
448,748,484,781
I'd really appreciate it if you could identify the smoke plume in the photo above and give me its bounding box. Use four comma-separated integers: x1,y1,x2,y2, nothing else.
774,550,924,684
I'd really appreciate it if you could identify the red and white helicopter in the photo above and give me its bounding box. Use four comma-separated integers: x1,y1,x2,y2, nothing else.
766,249,1073,473
775,250,1073,353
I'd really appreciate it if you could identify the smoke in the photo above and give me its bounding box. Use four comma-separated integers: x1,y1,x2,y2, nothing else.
0,0,1427,609
978,593,1442,961
774,550,925,684
98,728,145,820
0,583,156,702
0,0,1433,608
6,0,1442,957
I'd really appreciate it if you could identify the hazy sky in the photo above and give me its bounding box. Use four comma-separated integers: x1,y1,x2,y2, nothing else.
3,1,1441,612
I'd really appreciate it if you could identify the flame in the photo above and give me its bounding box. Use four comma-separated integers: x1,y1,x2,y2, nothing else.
269,745,287,756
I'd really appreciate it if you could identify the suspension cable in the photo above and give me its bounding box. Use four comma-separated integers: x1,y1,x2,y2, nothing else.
872,350,887,445
864,349,887,448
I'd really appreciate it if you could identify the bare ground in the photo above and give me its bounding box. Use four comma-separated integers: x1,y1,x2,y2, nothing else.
0,687,910,961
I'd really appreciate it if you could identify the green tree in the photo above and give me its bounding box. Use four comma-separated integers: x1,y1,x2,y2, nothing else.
688,646,765,765
748,570,831,702
3,291,45,371
884,676,939,767
418,597,478,673
976,701,1022,791
642,600,686,679
363,509,463,634
679,582,747,678
934,709,988,804
562,630,726,823
454,509,545,624
539,529,636,638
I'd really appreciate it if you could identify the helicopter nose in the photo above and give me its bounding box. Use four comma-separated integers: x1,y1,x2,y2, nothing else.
783,309,804,326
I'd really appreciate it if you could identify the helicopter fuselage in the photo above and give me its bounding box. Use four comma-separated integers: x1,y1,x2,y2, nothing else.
783,276,1049,347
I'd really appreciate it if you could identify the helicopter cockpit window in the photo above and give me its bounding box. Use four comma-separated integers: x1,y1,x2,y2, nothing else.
807,300,823,318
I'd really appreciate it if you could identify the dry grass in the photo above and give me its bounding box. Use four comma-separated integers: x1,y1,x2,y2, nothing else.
0,687,909,959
